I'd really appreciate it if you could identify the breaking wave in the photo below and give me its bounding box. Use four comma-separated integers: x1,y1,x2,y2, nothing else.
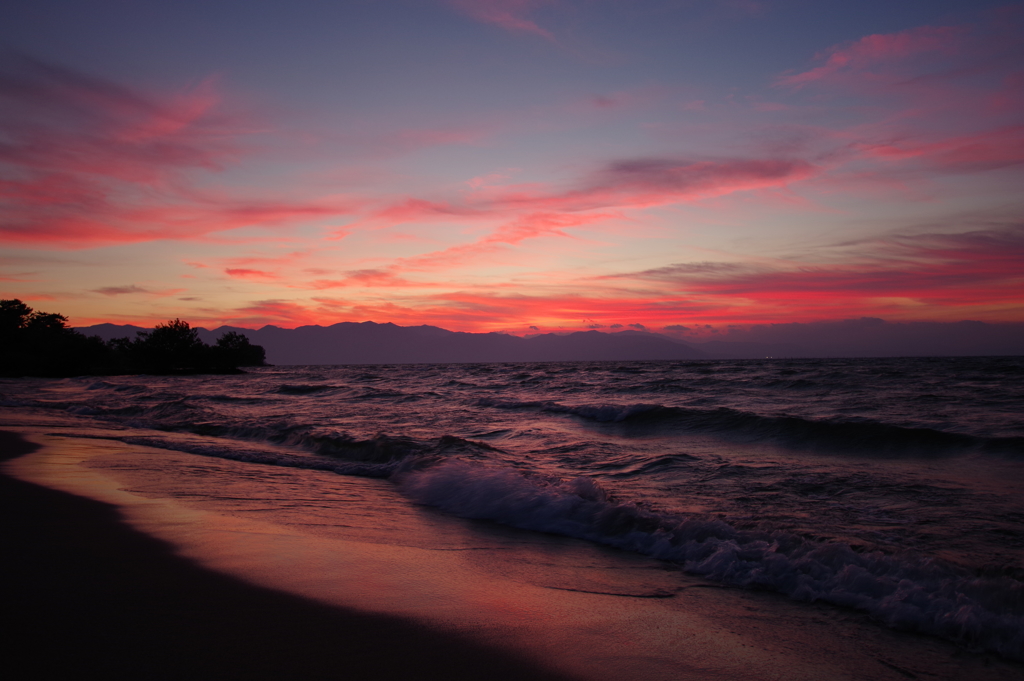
399,459,1024,660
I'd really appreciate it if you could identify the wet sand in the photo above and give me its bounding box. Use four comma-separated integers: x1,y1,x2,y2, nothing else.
0,430,576,680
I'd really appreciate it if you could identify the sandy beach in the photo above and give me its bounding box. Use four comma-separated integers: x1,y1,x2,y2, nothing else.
0,430,577,680
3,426,1022,681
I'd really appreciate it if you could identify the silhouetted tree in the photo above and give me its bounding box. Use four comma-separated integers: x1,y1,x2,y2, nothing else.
0,300,267,376
212,331,267,368
129,319,206,373
0,299,34,336
0,299,108,377
121,320,267,374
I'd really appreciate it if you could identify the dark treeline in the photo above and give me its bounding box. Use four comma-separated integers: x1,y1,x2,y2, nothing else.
0,300,266,377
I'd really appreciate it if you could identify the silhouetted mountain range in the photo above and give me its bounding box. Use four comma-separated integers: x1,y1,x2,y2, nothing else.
77,318,1024,365
78,322,712,364
77,321,712,364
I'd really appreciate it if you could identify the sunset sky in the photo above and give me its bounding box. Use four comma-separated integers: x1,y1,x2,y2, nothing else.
2,0,1022,336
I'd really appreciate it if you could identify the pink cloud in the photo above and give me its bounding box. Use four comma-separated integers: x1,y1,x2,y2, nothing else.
0,55,357,248
339,154,817,272
0,55,232,184
355,198,483,229
856,125,1024,172
395,211,614,271
215,289,686,334
447,0,554,40
610,225,1024,319
365,156,815,228
226,299,329,327
565,157,817,209
224,268,281,282
84,220,1023,331
400,290,719,331
223,251,310,269
779,25,963,88
0,187,351,248
466,169,518,190
306,268,423,290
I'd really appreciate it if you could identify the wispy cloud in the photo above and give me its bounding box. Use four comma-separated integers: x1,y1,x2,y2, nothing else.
307,268,423,290
224,268,282,282
351,155,816,271
854,125,1024,172
610,224,1024,318
91,284,186,297
0,54,356,248
777,25,963,89
93,285,150,296
447,0,555,40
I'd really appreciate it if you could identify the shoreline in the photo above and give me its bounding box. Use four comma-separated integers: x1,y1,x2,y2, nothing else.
0,430,577,680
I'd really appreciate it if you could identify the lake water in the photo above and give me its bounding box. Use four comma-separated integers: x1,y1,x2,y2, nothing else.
2,356,1023,664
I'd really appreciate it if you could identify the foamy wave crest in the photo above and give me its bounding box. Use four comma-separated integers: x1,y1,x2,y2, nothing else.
399,460,1024,659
